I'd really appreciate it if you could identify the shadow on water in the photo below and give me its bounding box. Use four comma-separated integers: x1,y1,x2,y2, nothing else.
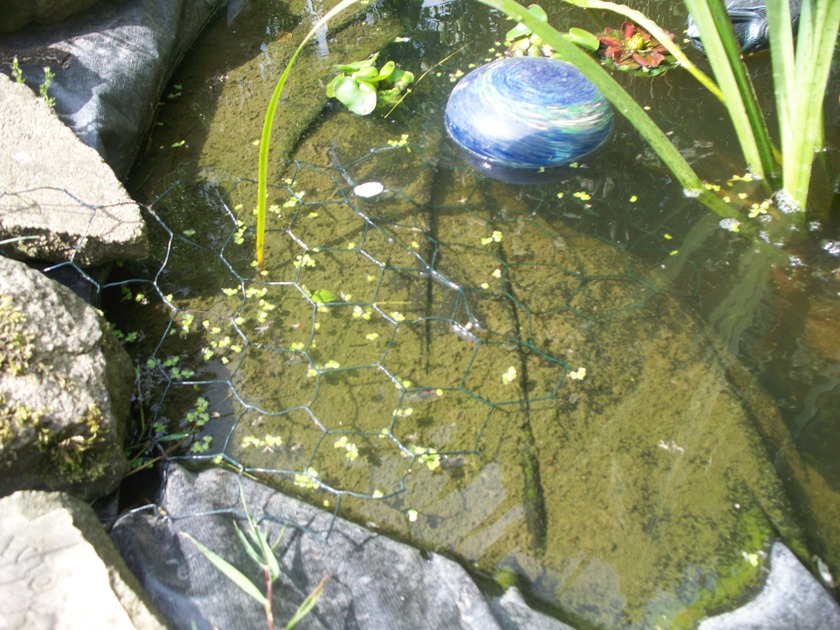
109,0,840,626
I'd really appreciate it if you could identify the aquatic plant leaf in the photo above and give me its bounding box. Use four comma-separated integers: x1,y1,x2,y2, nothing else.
683,0,776,182
311,288,338,304
566,27,599,51
333,76,378,115
505,3,548,42
351,66,380,82
378,60,396,79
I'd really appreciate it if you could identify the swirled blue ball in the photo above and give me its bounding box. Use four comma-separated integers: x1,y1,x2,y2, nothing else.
444,57,613,174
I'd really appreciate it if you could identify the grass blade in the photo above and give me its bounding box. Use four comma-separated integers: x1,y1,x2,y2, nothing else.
183,533,269,607
769,0,840,208
256,0,363,271
284,576,328,630
683,0,778,182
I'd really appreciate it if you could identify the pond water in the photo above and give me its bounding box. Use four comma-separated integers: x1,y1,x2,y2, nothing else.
110,0,839,627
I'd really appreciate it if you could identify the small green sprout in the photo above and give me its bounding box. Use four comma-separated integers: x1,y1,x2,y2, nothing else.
190,435,213,453
10,57,24,83
39,66,55,110
183,486,326,629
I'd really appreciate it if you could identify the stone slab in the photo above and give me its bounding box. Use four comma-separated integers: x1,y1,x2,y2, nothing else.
700,542,840,629
0,73,148,265
0,490,166,629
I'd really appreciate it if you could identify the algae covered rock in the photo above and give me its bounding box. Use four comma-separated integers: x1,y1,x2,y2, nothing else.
0,256,132,500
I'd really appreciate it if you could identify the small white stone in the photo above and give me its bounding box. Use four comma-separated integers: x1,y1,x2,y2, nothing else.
353,181,385,198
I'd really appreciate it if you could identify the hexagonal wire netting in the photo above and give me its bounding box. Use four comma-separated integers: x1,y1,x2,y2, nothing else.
93,128,684,537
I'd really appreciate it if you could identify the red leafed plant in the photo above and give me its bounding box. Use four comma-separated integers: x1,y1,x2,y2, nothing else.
597,22,676,75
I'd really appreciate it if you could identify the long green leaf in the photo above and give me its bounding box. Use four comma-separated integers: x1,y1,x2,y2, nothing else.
769,0,840,208
284,576,328,630
562,0,724,101
479,0,739,220
256,0,363,270
683,0,777,182
183,533,269,606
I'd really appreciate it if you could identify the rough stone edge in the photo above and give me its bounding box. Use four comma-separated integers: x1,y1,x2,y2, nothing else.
0,73,149,266
700,542,840,629
7,490,167,628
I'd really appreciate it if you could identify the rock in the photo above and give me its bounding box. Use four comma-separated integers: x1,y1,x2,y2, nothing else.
0,73,148,265
0,0,104,34
0,0,225,179
110,464,573,630
0,490,166,629
700,543,840,629
0,256,132,500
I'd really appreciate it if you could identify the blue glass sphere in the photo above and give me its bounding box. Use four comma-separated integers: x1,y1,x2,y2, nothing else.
444,57,613,182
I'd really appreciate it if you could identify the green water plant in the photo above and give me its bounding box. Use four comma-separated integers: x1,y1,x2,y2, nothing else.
483,0,838,224
326,52,414,115
256,0,363,271
561,0,838,214
184,486,327,630
686,0,839,211
480,0,740,223
504,4,599,56
596,21,677,75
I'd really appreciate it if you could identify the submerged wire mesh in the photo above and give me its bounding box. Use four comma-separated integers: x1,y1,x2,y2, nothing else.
103,132,675,527
5,126,831,627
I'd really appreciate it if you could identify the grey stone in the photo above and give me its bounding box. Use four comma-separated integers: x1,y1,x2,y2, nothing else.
700,543,840,629
110,464,573,630
0,73,148,265
0,490,166,629
0,0,104,34
0,255,132,500
0,0,225,179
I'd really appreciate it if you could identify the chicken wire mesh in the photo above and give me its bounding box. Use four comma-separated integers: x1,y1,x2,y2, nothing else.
101,127,682,523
